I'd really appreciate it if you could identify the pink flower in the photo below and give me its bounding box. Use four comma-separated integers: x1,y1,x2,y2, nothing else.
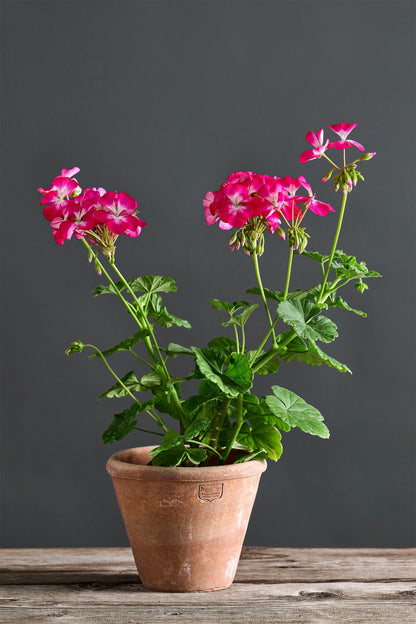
217,183,252,228
328,123,365,151
41,176,80,220
96,191,145,235
299,129,330,163
203,190,232,230
293,177,335,216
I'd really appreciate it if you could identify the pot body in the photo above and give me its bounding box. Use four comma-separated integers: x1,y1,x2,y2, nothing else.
106,446,267,592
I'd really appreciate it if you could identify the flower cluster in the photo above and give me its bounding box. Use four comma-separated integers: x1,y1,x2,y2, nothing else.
203,171,334,255
39,167,146,258
299,123,374,164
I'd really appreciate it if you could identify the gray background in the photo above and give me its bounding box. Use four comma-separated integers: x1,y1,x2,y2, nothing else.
1,0,414,548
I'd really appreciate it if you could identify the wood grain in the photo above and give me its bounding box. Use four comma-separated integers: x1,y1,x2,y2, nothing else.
0,548,415,623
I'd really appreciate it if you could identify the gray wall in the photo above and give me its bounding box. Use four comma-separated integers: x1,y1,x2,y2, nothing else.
1,0,414,548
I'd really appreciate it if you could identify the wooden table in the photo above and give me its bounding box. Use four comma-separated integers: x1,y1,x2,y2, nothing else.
0,548,415,623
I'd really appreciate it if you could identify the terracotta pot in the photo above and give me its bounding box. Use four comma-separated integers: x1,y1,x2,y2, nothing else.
106,446,267,592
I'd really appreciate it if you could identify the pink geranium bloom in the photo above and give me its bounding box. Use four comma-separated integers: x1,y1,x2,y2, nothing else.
96,191,142,235
41,176,80,220
328,123,364,151
203,190,232,230
226,171,253,185
61,166,80,178
294,177,335,216
123,215,148,238
218,183,252,228
266,210,284,235
299,129,330,163
49,203,78,245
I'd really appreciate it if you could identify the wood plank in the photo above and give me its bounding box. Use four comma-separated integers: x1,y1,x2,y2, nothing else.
1,582,415,624
1,581,415,604
1,547,415,585
0,602,414,624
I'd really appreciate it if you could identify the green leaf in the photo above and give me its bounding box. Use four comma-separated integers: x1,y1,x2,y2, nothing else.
191,347,240,397
93,281,123,297
278,300,338,343
244,398,291,432
308,341,352,374
207,336,237,356
246,286,283,301
210,299,259,329
308,315,338,343
161,343,193,357
238,422,283,461
223,353,254,391
185,448,207,465
302,250,329,265
89,330,151,359
127,275,177,295
278,336,351,373
139,371,162,388
326,295,367,317
265,386,329,438
184,417,212,441
209,299,252,314
149,430,182,454
150,445,186,466
150,306,191,329
98,371,144,400
101,403,142,444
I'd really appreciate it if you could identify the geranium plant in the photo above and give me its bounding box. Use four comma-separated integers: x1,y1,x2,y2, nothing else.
40,123,378,467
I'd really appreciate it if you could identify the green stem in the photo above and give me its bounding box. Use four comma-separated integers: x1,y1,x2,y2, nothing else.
221,393,244,463
128,348,153,368
108,259,185,422
134,426,164,436
283,248,294,301
108,258,167,369
322,152,342,171
241,325,246,354
252,344,280,374
209,397,231,452
84,344,141,405
233,325,240,353
84,343,168,432
252,316,280,361
252,252,277,346
81,239,148,338
316,191,348,306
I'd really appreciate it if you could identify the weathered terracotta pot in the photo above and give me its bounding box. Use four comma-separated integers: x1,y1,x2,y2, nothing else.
106,446,267,592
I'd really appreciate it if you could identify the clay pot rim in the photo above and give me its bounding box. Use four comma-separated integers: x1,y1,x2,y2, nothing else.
106,446,267,482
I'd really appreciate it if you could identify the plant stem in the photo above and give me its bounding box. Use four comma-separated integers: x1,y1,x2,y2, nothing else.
252,316,280,361
283,248,294,301
221,393,244,463
252,252,277,346
134,426,164,436
82,239,187,426
322,152,342,171
209,397,231,453
83,343,168,432
316,191,348,306
233,325,240,353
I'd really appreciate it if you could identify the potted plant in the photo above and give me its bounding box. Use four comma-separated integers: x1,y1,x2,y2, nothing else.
39,123,378,592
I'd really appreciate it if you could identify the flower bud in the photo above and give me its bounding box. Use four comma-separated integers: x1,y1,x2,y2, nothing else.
65,341,85,356
322,168,335,183
287,226,310,254
359,152,376,161
94,257,102,275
